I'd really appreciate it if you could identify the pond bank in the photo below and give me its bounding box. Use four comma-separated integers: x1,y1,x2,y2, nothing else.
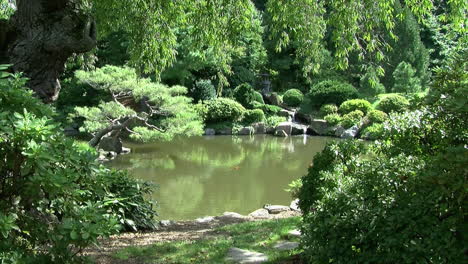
85,203,301,264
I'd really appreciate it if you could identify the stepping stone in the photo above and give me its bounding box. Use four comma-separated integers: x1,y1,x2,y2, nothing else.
264,205,290,214
273,241,299,251
225,247,268,264
287,229,301,238
195,216,215,223
248,209,270,219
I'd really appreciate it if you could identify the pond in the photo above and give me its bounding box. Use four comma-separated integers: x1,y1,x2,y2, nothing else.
107,135,333,220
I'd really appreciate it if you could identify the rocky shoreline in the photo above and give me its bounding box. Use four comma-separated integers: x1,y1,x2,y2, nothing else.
85,200,301,264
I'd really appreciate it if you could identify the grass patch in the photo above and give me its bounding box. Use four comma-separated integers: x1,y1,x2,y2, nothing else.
111,217,302,264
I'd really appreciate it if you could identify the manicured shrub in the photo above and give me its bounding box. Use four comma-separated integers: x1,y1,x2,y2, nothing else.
339,99,372,114
243,109,265,124
324,113,342,126
253,91,265,104
204,97,246,123
365,109,388,124
319,104,338,116
377,94,410,113
392,61,422,93
233,83,261,108
252,102,282,116
191,79,217,102
283,89,304,107
307,80,359,107
341,110,364,128
361,123,385,140
265,115,287,128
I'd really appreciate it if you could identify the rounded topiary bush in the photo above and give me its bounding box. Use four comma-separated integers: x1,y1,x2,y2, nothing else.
191,79,217,102
308,80,359,107
377,94,410,113
243,109,265,124
204,98,246,123
252,103,282,116
233,83,262,108
341,110,364,129
324,113,342,126
339,99,372,114
365,110,388,124
283,89,304,107
320,104,338,116
361,123,385,140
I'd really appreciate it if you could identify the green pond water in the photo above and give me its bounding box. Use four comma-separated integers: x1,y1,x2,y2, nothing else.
107,135,333,220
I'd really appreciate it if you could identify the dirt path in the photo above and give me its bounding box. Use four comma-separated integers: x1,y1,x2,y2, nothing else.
84,211,301,264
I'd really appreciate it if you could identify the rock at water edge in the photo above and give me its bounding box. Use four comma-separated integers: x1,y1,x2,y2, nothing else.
264,205,290,214
205,128,216,136
248,209,270,219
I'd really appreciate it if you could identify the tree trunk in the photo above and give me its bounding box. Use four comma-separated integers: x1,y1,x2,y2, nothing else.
3,0,96,102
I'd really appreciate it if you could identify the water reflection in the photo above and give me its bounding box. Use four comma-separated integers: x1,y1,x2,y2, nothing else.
107,135,332,220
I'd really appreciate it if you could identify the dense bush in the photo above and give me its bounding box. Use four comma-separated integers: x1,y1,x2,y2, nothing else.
233,83,262,108
319,104,338,116
392,61,422,93
283,89,304,107
307,80,359,107
298,52,467,263
338,99,372,114
365,109,388,124
340,110,364,128
359,69,386,97
361,123,385,139
0,71,156,263
324,113,342,126
204,97,246,123
265,115,287,128
243,109,265,124
377,94,410,113
191,79,217,102
252,102,282,116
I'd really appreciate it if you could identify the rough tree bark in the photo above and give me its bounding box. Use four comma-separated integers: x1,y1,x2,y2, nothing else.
1,0,96,102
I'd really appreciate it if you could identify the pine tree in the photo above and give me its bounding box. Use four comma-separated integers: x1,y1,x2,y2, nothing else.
392,61,422,93
72,66,204,148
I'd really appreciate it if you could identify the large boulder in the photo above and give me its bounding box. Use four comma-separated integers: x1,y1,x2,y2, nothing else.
238,126,255,135
278,109,295,120
341,125,359,139
308,119,329,135
275,122,293,136
98,136,123,154
291,123,308,135
252,122,266,134
266,92,282,106
204,128,216,136
216,127,232,135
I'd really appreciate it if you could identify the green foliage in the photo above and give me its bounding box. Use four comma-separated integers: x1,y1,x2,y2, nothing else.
242,109,265,124
392,61,422,93
204,98,246,123
286,179,303,200
338,99,372,114
252,103,282,116
319,104,338,116
361,123,385,140
340,110,364,129
324,113,342,126
283,89,304,107
359,69,386,97
191,79,217,102
0,72,156,262
365,109,388,124
0,0,13,19
73,66,204,143
298,51,467,263
307,80,359,107
233,83,262,109
265,115,287,128
377,94,410,113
